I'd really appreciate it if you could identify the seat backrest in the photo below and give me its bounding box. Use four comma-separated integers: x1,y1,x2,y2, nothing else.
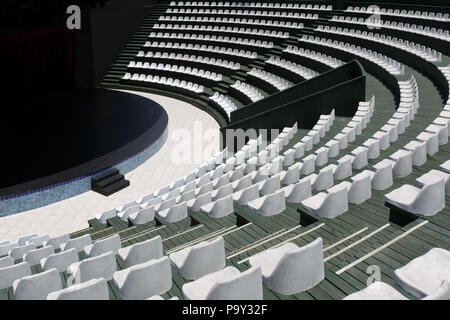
62,234,92,252
13,268,61,300
414,176,445,215
182,237,226,279
0,262,31,290
206,266,263,300
88,234,121,257
71,251,116,283
47,278,109,300
423,280,450,300
272,238,324,292
119,236,163,268
321,183,348,218
41,248,78,272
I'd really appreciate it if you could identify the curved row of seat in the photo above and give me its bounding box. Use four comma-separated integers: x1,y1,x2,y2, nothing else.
148,32,274,48
122,73,204,93
299,35,405,76
143,41,257,58
209,92,238,118
247,67,291,91
158,15,306,29
231,80,264,102
127,61,223,81
317,25,442,62
153,23,290,38
345,6,450,22
137,51,240,70
331,15,450,42
169,2,332,11
266,56,318,80
283,45,344,69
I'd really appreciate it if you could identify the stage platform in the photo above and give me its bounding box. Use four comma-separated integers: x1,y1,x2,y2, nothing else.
1,87,168,215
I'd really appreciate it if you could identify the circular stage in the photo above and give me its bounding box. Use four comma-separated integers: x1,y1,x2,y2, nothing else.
1,87,168,213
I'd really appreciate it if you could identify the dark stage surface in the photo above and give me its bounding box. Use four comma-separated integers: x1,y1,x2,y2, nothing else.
1,87,168,198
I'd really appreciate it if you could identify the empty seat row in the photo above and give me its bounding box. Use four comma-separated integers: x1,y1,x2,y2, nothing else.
159,15,305,29
127,61,222,81
167,7,324,18
231,80,264,102
137,50,240,69
122,73,204,93
143,41,257,58
283,45,344,69
148,31,274,48
152,23,290,38
210,91,238,118
247,67,291,91
300,35,405,75
318,24,441,62
169,2,332,11
345,6,450,22
266,56,318,80
332,15,450,42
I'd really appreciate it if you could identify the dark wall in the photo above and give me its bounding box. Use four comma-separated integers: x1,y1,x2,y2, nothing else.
74,0,156,87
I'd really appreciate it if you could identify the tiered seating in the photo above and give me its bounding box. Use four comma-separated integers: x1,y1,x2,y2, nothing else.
230,80,264,102
345,6,450,22
247,67,291,91
266,56,318,80
283,45,344,69
317,25,442,62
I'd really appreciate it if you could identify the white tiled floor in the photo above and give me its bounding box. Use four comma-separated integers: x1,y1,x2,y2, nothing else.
0,90,220,243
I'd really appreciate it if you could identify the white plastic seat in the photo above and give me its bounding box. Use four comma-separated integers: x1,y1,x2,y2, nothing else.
248,190,286,216
325,139,340,158
170,237,225,280
47,278,109,300
329,155,353,180
113,256,172,300
232,184,260,205
212,175,230,189
315,147,329,167
84,234,121,258
187,191,212,212
60,234,92,253
416,170,450,196
13,268,61,300
310,165,334,191
211,183,233,200
0,262,31,290
248,238,324,295
200,195,234,218
300,182,348,218
118,236,163,268
0,243,18,256
403,140,427,166
363,138,380,159
334,133,348,150
117,205,140,222
282,177,312,203
68,251,117,283
129,206,155,225
257,174,281,196
394,248,450,298
26,235,50,248
301,136,313,151
439,160,450,173
416,131,438,156
41,248,78,273
389,149,413,178
373,130,390,150
96,209,117,224
351,146,368,170
279,163,300,185
425,123,448,145
23,246,54,266
18,234,37,246
384,175,445,216
9,244,35,261
0,256,14,268
341,171,372,204
232,174,252,192
293,142,305,159
182,266,263,300
158,202,188,223
368,159,394,190
299,154,316,175
343,282,408,300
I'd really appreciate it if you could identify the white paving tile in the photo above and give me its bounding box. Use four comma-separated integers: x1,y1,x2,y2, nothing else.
0,91,220,242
